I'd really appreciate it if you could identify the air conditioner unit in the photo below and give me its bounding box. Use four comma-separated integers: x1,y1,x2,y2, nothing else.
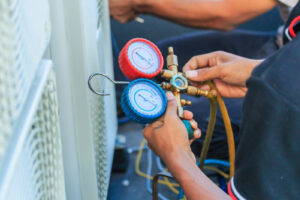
49,0,117,199
0,0,66,199
0,0,116,199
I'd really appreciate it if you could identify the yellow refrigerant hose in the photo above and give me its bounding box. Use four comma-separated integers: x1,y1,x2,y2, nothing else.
198,98,217,170
216,95,235,177
203,81,235,178
135,138,230,194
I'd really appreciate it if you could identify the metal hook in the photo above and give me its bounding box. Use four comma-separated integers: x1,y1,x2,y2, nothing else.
88,72,130,96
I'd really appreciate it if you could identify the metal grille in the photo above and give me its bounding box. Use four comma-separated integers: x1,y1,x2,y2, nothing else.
89,83,108,200
91,96,108,200
97,0,104,28
2,70,66,200
0,0,29,159
0,0,51,164
0,0,65,199
94,1,117,198
95,1,111,198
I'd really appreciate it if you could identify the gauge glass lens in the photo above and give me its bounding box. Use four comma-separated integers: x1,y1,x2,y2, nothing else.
128,81,164,116
175,77,185,87
127,41,160,74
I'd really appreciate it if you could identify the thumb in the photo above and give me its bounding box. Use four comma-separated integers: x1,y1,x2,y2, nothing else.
185,66,223,82
165,92,178,116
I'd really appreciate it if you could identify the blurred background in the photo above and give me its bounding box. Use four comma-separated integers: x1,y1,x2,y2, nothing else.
108,8,282,200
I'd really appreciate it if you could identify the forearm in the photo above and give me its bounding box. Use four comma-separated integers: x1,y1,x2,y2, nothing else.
134,0,276,30
164,150,231,200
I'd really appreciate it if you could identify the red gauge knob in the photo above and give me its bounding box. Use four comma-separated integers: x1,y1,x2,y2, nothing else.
119,38,164,80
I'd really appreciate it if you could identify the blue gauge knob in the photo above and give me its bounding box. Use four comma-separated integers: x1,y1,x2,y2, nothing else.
121,79,167,124
182,120,195,140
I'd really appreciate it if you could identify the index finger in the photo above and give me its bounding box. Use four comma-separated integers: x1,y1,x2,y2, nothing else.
183,51,224,72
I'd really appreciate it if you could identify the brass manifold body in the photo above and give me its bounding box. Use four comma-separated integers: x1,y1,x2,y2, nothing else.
159,47,214,118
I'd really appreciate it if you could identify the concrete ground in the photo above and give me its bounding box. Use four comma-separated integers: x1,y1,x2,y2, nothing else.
107,122,178,200
107,122,226,200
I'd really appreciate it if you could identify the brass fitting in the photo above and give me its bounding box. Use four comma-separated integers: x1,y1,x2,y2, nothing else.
186,86,214,98
160,69,176,80
181,99,192,106
160,82,172,90
166,47,178,73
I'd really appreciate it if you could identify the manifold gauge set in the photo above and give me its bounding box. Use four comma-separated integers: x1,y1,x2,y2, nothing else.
88,38,213,139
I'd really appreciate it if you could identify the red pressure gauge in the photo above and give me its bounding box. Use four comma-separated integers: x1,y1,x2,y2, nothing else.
119,38,164,80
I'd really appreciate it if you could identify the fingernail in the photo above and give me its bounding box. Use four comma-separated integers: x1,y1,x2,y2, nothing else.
190,119,198,128
166,91,174,100
194,129,201,138
185,70,198,78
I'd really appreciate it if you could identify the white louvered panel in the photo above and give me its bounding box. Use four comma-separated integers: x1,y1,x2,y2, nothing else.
0,65,66,200
0,0,51,164
48,0,117,199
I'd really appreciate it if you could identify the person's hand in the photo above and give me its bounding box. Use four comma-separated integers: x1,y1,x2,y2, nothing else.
143,92,201,163
183,51,263,98
109,0,138,23
144,92,232,200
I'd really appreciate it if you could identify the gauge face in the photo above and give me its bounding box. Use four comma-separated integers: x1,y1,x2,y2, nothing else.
127,41,161,74
128,81,164,116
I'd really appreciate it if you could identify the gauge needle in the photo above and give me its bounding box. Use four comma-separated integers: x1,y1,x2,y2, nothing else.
138,94,156,107
135,52,152,66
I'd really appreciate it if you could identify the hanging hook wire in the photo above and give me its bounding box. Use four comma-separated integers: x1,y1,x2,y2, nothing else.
88,72,130,96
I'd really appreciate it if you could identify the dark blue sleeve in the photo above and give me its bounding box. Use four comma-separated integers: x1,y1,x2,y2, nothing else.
233,34,300,199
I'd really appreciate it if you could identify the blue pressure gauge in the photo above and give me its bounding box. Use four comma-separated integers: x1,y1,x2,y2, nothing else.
121,79,167,124
121,78,194,139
